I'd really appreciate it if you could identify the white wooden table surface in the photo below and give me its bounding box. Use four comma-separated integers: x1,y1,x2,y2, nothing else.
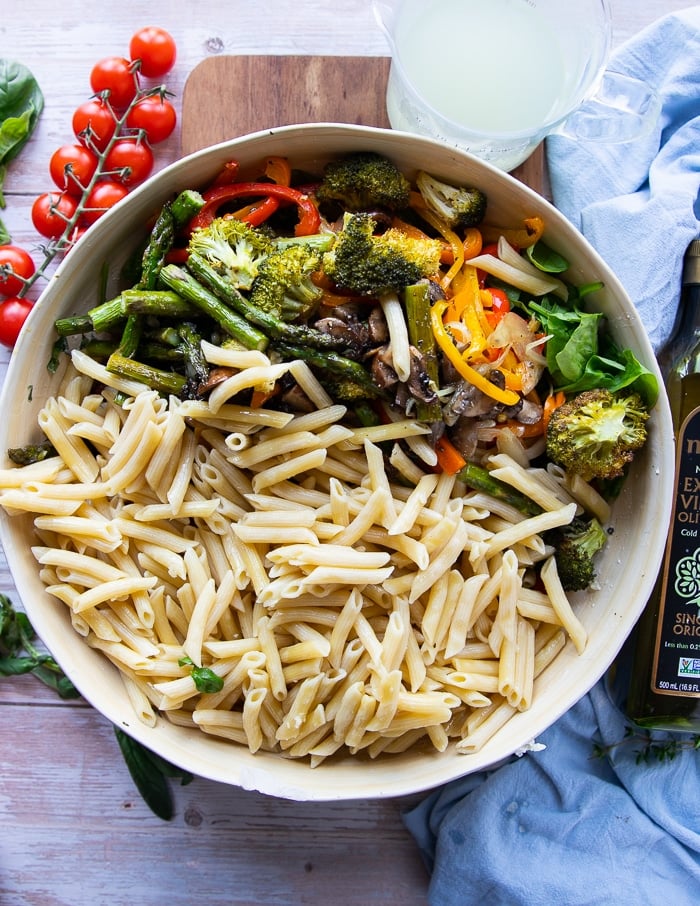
0,2,693,903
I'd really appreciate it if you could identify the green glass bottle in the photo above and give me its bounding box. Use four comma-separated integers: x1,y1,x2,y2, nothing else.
626,237,700,731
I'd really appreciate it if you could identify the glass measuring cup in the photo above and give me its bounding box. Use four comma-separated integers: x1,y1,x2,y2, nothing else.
373,0,660,172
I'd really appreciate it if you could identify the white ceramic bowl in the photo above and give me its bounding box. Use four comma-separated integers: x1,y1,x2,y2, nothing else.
0,124,674,800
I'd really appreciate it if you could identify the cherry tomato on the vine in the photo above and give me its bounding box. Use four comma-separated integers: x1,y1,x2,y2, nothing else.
72,99,118,152
0,246,36,297
129,27,177,78
82,181,129,225
49,144,99,197
0,296,33,348
90,56,139,109
32,192,79,239
104,139,155,186
126,95,177,144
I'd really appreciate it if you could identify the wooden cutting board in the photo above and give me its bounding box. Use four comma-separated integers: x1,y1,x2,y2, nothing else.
180,55,546,193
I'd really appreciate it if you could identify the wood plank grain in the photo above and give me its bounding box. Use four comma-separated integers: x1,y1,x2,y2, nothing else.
0,705,429,906
180,54,547,193
181,55,392,155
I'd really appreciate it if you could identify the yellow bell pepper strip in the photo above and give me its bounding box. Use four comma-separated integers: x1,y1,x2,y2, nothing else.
430,299,520,406
264,155,292,186
480,215,545,249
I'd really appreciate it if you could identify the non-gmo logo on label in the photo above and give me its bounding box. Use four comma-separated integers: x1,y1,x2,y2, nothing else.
678,657,700,678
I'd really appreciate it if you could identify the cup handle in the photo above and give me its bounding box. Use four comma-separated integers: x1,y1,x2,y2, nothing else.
557,71,661,144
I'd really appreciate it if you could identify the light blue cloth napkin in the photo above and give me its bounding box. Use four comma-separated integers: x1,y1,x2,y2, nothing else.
547,6,700,351
402,10,700,903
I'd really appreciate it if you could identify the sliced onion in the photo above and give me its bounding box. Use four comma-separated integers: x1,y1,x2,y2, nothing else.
466,239,567,299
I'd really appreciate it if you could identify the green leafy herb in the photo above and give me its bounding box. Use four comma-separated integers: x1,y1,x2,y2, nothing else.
0,59,44,237
525,239,569,274
178,655,224,693
528,296,659,406
114,727,193,821
592,724,700,764
0,593,79,698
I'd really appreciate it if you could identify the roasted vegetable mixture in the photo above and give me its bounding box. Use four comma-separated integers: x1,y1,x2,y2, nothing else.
44,150,658,590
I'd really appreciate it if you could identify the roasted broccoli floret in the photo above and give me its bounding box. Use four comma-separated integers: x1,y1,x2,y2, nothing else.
315,151,412,212
546,388,650,482
416,170,487,229
322,212,442,296
249,243,324,321
188,217,273,291
548,516,608,592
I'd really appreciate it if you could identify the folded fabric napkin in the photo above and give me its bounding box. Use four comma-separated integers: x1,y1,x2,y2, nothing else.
403,9,700,903
547,6,700,351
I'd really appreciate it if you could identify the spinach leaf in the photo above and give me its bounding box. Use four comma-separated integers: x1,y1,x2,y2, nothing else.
525,239,569,274
529,296,658,405
114,727,193,821
0,59,44,234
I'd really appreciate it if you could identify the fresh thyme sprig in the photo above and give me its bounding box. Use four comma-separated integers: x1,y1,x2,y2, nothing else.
592,724,700,764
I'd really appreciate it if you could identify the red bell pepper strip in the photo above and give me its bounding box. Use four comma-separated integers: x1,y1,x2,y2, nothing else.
207,160,241,188
187,182,321,236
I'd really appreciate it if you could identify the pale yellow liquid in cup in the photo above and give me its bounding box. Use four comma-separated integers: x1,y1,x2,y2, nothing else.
389,0,567,136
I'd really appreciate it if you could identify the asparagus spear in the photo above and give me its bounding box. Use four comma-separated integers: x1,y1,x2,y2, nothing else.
158,264,269,351
186,251,347,351
139,190,205,290
404,282,442,422
141,202,175,290
105,352,187,395
272,340,381,397
54,290,198,338
457,462,543,517
177,322,209,387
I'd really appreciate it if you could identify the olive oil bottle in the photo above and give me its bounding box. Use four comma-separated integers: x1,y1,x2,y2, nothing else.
626,237,700,731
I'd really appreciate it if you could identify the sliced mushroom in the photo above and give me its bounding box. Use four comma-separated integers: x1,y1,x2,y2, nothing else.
407,345,438,405
369,344,399,389
197,366,236,396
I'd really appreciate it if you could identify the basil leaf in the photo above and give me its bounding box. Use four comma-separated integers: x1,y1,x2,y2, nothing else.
0,59,43,237
178,654,224,693
0,60,44,167
191,665,224,693
114,727,175,821
114,728,194,821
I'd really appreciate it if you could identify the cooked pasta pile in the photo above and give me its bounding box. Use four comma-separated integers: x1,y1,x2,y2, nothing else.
0,342,594,763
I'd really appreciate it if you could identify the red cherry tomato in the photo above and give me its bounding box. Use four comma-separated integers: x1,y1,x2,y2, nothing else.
49,144,99,197
126,95,177,144
104,139,154,186
32,192,79,239
72,99,117,152
82,181,129,225
90,56,139,109
0,296,33,347
0,245,35,297
129,27,177,78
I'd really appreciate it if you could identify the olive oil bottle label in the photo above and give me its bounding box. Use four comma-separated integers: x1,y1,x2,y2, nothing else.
651,405,700,697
